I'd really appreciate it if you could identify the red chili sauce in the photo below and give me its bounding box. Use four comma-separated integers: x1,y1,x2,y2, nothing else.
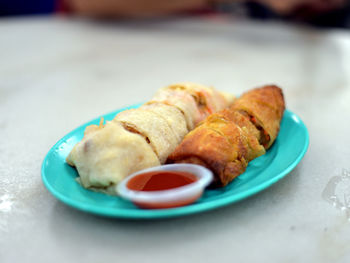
127,171,198,192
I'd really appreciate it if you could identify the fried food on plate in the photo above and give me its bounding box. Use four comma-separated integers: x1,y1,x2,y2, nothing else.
167,85,285,187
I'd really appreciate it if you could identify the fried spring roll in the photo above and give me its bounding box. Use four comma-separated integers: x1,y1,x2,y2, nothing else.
167,85,285,187
232,85,285,149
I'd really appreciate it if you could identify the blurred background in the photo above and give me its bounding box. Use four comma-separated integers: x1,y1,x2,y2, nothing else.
1,0,350,28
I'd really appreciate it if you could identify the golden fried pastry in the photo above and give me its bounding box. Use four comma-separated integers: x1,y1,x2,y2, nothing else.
167,85,285,187
167,120,250,187
232,85,285,149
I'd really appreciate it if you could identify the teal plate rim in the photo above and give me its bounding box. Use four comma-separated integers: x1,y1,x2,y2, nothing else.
42,105,309,219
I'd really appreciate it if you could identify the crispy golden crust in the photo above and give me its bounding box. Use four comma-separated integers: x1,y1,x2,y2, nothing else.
167,116,262,186
167,85,285,187
232,85,285,149
219,110,260,141
167,125,248,186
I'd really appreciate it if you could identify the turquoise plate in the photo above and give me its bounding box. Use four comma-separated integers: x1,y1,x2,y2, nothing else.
42,105,309,219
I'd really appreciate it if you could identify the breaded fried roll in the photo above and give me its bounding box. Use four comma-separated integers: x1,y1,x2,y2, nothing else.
167,85,285,187
232,85,285,149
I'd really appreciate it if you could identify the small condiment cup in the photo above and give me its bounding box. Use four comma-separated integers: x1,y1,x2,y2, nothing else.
116,164,213,209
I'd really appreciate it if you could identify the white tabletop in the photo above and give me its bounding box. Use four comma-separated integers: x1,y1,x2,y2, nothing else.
1,15,350,263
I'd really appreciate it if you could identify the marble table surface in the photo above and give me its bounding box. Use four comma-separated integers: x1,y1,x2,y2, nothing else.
1,15,350,263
